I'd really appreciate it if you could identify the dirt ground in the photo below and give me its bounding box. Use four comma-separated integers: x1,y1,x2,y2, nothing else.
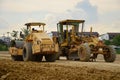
0,51,120,80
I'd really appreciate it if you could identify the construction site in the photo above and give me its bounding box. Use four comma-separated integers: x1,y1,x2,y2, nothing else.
0,19,120,80
0,0,120,80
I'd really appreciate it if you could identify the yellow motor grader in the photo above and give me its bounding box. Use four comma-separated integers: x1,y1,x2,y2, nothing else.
57,19,116,62
9,22,58,62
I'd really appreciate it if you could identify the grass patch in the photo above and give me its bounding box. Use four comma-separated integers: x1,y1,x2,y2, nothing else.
0,44,8,51
116,48,120,54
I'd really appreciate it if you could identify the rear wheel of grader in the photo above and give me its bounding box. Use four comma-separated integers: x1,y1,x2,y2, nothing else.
104,46,116,62
78,43,91,62
11,55,23,61
23,42,35,61
67,51,80,60
45,54,57,62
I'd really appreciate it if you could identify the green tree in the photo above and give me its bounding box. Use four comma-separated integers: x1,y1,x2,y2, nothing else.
0,40,8,51
112,35,120,46
21,27,30,39
11,30,18,39
104,40,111,45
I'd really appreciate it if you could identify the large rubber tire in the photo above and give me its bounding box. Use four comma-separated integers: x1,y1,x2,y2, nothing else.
23,42,34,61
34,54,43,62
45,54,57,62
78,43,91,62
11,55,23,61
104,46,116,62
67,51,80,60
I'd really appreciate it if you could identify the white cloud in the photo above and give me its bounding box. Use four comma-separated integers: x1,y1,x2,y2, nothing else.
42,8,87,33
0,0,82,13
43,14,57,32
0,0,119,35
87,22,120,34
89,0,120,14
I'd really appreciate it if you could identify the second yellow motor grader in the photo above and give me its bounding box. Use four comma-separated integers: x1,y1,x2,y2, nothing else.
56,19,116,62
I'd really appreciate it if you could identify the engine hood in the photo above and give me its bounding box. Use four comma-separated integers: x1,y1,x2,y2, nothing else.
33,32,53,45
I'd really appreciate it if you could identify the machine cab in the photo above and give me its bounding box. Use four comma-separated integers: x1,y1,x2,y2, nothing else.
57,19,85,45
25,22,46,33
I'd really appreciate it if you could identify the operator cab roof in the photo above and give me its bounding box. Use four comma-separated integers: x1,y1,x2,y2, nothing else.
25,22,46,26
58,19,85,25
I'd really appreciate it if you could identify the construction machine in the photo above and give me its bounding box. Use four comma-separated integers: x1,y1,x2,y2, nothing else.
57,19,116,62
9,22,58,62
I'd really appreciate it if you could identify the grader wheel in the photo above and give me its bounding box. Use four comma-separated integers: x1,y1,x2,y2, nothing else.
23,42,35,61
104,46,116,62
78,43,90,62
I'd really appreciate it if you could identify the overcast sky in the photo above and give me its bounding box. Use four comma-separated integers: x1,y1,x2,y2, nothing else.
0,0,120,36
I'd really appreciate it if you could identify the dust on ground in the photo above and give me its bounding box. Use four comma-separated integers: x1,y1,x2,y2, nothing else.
0,51,120,80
